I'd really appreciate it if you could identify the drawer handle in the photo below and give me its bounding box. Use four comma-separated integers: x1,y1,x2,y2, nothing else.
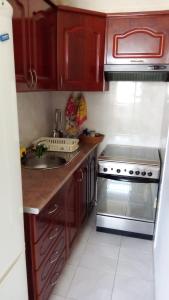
32,68,37,87
49,228,59,240
50,273,60,286
50,257,64,286
50,251,59,264
27,69,34,88
48,204,59,215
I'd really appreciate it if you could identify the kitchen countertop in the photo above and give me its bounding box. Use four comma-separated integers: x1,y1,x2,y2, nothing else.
22,143,97,215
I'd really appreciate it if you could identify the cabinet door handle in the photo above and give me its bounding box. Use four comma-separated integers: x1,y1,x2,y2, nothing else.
27,69,34,88
48,203,59,215
32,68,37,87
49,228,59,240
77,169,83,182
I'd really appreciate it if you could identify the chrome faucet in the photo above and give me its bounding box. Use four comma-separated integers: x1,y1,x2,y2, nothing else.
52,109,63,138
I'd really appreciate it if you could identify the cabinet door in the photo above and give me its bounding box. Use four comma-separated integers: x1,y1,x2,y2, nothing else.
57,10,106,91
88,151,97,212
85,15,106,91
29,0,57,90
65,176,78,249
106,14,169,65
8,0,30,91
75,162,88,225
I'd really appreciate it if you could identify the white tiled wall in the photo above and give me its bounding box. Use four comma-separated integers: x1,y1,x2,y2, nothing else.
52,82,167,151
17,92,53,147
159,84,169,162
16,82,167,150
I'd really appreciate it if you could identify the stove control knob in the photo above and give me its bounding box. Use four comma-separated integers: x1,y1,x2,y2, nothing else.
129,170,133,175
103,168,108,172
141,171,146,176
135,171,140,175
116,169,121,173
148,172,152,177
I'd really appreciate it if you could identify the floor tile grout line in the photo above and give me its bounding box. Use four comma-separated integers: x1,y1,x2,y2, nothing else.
110,235,123,300
67,263,118,275
65,239,89,298
64,266,78,299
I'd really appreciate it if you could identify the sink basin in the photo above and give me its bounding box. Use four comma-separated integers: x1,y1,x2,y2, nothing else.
22,152,67,169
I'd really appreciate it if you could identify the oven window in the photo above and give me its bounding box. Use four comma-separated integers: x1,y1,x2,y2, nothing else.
97,178,158,222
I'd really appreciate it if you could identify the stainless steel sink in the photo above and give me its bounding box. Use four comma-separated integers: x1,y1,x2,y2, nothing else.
22,152,67,170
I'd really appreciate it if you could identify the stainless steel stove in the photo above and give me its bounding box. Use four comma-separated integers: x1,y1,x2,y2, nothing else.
96,144,160,239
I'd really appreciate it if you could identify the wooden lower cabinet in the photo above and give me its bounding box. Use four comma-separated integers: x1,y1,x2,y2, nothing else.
88,149,97,212
24,148,97,300
75,161,88,226
65,176,79,250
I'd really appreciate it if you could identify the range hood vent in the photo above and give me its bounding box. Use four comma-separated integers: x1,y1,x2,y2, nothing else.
104,65,169,82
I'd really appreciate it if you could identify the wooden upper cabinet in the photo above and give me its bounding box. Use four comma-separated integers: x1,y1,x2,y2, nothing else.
9,0,57,92
28,0,57,90
106,13,169,65
8,0,30,91
57,9,106,91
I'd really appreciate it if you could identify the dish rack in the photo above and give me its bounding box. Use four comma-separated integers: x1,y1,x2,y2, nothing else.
33,137,79,152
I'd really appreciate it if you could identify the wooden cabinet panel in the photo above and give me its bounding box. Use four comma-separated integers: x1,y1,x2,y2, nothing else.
65,176,78,249
32,190,65,243
29,0,57,90
57,10,106,91
9,0,57,91
10,3,106,92
37,250,66,300
35,232,65,295
24,184,67,300
85,15,106,91
75,163,88,225
88,151,97,212
8,0,30,91
24,148,98,300
106,13,169,65
34,210,65,270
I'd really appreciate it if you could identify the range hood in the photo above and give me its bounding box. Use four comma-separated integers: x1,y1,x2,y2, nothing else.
104,64,169,82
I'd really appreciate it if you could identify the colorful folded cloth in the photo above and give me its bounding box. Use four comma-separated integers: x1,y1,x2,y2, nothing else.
65,94,76,118
65,93,87,136
76,94,87,127
65,94,78,136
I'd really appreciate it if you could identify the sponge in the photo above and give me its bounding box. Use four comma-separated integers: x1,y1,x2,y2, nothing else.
20,146,26,159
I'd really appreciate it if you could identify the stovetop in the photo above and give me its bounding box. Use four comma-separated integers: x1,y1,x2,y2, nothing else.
98,144,160,180
99,144,160,166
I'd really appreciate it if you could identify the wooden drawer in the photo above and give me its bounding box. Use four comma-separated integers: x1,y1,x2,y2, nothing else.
37,250,66,300
35,231,65,295
33,189,65,243
34,209,65,269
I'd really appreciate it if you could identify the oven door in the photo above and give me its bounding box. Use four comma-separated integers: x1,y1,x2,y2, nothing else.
96,177,158,236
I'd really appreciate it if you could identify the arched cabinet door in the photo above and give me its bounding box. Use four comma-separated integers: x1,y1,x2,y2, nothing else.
57,9,106,91
106,13,169,65
28,0,57,90
8,0,30,91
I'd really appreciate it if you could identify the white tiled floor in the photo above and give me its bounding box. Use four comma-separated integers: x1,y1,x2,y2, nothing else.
49,211,154,300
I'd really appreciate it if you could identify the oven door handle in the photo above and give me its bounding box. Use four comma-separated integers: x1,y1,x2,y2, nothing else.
98,173,159,183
